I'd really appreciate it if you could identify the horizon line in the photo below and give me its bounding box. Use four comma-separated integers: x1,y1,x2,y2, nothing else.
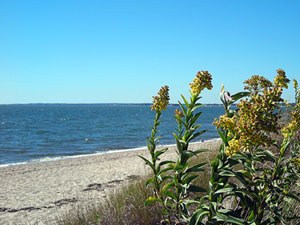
0,102,223,105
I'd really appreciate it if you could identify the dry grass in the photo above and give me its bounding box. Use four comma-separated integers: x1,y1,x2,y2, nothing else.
55,176,164,225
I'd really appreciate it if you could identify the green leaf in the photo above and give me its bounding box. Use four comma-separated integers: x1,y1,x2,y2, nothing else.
192,161,207,168
186,167,205,173
219,170,236,177
161,175,173,181
179,202,189,217
183,175,198,185
153,149,167,160
188,130,207,142
159,167,173,175
232,152,249,161
177,117,189,130
178,101,187,116
162,182,175,192
185,150,197,158
193,148,209,154
164,191,177,199
173,133,183,153
146,178,154,186
145,196,163,206
190,112,203,126
215,187,234,194
189,208,209,225
138,155,155,171
217,129,226,144
168,163,176,169
248,210,255,222
214,211,246,225
235,189,259,200
255,148,276,162
146,141,151,150
230,91,250,102
191,103,203,112
174,164,185,171
217,158,224,169
181,94,190,108
186,162,207,173
188,185,207,193
184,199,200,205
156,160,174,174
157,160,174,168
174,116,186,126
236,169,252,180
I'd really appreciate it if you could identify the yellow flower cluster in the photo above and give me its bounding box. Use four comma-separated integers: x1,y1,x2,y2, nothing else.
151,85,170,112
225,139,241,158
274,69,290,89
293,79,299,89
213,115,236,130
189,71,213,95
244,75,272,93
293,78,300,105
281,120,300,139
234,87,282,149
281,78,300,139
281,110,300,139
215,70,290,157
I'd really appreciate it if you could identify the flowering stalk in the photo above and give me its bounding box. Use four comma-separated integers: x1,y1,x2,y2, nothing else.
273,79,300,180
161,71,213,223
139,86,173,224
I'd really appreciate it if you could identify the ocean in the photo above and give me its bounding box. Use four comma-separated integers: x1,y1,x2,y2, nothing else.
0,104,224,167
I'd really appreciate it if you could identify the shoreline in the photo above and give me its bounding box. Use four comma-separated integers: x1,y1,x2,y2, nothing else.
0,138,221,225
0,138,220,169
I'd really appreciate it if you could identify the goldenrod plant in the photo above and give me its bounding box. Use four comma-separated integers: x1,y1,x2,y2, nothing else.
141,71,213,224
191,69,300,225
138,85,176,223
164,71,213,223
143,69,299,225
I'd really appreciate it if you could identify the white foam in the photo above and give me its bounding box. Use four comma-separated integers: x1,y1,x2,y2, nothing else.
0,138,221,168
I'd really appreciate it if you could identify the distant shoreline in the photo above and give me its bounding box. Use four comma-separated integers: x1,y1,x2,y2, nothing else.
0,103,224,106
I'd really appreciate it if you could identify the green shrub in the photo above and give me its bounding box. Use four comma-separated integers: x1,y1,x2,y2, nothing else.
142,69,300,225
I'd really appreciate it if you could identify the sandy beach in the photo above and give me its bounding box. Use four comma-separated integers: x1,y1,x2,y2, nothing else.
0,139,221,225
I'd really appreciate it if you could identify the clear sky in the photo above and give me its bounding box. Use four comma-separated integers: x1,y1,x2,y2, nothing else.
1,0,299,104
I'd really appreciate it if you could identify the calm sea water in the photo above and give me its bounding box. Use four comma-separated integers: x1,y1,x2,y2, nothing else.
0,104,224,166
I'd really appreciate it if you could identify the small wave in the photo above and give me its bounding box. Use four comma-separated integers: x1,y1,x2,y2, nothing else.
0,161,29,168
0,138,221,168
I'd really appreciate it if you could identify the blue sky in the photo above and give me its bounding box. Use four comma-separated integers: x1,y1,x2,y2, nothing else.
0,0,299,104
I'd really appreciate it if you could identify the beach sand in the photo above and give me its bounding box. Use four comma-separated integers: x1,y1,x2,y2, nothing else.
0,139,221,225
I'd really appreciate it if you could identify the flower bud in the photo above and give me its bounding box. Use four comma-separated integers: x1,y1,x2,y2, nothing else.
151,86,170,111
189,71,213,95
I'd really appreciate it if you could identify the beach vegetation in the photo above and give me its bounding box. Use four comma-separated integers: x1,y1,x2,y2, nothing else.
143,69,300,224
57,69,299,225
55,176,163,225
141,71,213,224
